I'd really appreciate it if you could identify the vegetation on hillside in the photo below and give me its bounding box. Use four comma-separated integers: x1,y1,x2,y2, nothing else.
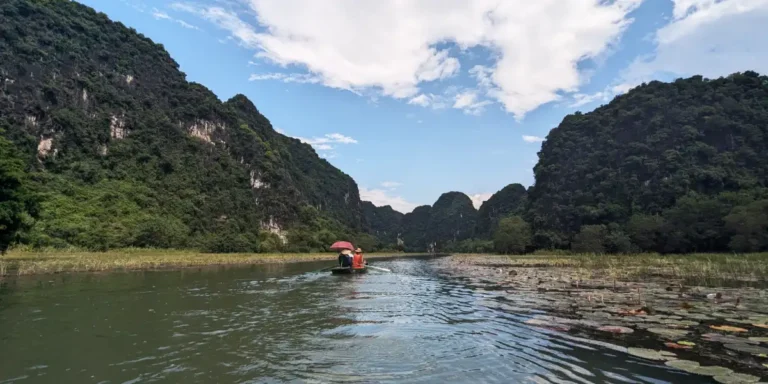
0,0,365,252
0,135,37,253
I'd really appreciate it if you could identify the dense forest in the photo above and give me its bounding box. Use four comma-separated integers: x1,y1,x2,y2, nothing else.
0,0,367,252
2,0,767,255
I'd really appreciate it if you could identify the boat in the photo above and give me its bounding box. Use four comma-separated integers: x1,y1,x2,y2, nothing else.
330,267,368,275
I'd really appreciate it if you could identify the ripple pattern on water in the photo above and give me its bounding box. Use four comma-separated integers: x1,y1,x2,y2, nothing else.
0,258,716,383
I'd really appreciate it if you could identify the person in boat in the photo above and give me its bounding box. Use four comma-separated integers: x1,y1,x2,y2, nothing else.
338,249,353,268
352,248,366,269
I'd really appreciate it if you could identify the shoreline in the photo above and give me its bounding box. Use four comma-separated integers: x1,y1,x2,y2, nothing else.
437,254,768,381
0,249,435,277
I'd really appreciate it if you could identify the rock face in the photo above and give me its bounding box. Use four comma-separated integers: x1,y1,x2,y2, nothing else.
362,202,404,248
425,192,478,249
401,205,432,252
475,183,527,238
0,0,363,250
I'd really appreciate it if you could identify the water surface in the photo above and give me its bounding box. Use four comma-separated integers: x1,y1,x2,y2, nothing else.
0,257,711,383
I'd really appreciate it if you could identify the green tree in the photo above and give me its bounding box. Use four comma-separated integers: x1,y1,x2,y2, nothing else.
724,200,768,252
0,135,37,253
571,225,606,254
626,214,664,252
493,216,532,254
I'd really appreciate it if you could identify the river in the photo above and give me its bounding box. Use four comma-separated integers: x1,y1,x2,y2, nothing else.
0,257,710,383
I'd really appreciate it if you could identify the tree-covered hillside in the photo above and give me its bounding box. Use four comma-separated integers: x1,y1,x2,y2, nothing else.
0,0,364,251
527,72,768,253
362,202,403,249
475,183,527,238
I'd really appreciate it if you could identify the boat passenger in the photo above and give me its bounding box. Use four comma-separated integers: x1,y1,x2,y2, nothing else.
338,249,352,267
352,248,365,269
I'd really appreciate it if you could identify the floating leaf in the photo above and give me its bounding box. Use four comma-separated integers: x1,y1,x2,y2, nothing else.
598,326,634,334
678,341,696,346
648,327,689,339
723,343,768,355
713,373,760,384
752,323,768,329
748,337,768,343
619,308,647,316
710,325,748,333
691,366,734,377
665,359,700,373
628,348,675,361
665,342,692,350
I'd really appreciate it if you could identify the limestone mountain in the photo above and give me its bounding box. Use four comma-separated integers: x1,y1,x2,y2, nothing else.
361,202,403,248
0,0,363,251
475,183,527,238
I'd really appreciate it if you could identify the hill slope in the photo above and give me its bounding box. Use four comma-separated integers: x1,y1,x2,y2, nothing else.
0,0,363,251
475,183,527,238
528,72,768,252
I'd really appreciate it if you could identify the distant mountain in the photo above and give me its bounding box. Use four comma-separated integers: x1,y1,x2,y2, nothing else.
475,183,527,238
0,0,363,251
361,202,403,248
426,192,477,248
401,205,431,252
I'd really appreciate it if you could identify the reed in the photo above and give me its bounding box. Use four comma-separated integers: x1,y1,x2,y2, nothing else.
0,249,422,276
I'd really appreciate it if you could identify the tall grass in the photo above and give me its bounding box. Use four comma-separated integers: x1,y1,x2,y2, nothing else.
0,249,421,276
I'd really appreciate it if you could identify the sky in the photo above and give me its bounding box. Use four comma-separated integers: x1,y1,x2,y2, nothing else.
79,0,768,213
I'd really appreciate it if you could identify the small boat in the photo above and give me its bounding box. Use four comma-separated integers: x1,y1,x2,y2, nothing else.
330,267,368,275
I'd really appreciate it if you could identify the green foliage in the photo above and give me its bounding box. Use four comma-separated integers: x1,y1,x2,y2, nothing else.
529,72,768,253
362,202,403,248
425,192,477,250
0,0,366,251
724,199,768,252
493,216,532,254
476,183,527,238
0,134,37,253
571,225,607,254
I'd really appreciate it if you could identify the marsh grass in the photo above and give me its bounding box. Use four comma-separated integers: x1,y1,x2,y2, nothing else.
0,248,421,276
457,252,768,287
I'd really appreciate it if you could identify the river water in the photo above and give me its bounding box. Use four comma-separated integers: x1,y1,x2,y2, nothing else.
0,257,710,383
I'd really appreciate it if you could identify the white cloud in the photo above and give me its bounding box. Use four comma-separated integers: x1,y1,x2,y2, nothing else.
292,132,358,152
176,0,642,118
469,193,493,209
381,181,402,189
249,72,322,84
569,91,609,108
407,93,447,109
360,187,418,214
621,0,768,87
152,8,200,29
453,91,492,115
522,135,545,143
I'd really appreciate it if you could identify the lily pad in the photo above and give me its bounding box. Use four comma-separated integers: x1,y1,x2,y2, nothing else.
678,341,696,346
628,347,676,361
748,337,768,343
726,318,754,325
713,373,760,384
753,324,768,329
711,325,749,333
665,359,700,373
723,343,768,355
665,342,692,350
648,327,689,339
598,326,634,334
691,366,734,377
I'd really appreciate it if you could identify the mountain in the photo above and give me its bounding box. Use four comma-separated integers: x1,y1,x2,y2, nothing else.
0,0,363,251
528,72,768,252
475,183,527,237
400,205,431,252
425,192,477,249
361,202,403,248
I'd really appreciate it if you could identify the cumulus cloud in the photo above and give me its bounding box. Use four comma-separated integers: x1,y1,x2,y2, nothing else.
453,91,492,115
280,130,357,153
360,188,418,214
175,0,642,118
469,193,493,209
522,135,545,143
620,0,768,87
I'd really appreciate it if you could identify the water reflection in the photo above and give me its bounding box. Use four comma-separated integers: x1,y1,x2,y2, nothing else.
0,258,712,383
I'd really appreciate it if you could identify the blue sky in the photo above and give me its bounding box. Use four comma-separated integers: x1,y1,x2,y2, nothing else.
80,0,768,213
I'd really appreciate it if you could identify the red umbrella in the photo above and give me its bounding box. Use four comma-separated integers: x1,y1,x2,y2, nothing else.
330,241,354,251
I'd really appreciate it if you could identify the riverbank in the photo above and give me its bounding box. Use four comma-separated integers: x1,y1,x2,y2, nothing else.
0,249,427,276
436,253,768,382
